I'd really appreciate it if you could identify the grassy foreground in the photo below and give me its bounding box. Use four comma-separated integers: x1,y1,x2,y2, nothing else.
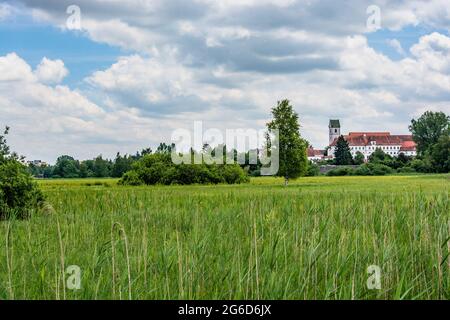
0,175,449,300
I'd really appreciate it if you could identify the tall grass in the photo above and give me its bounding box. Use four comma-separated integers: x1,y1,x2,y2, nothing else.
0,175,448,300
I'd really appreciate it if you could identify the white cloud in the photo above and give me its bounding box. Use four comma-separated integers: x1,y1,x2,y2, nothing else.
387,39,406,56
0,53,162,162
34,57,69,84
410,32,450,72
0,53,36,82
2,1,450,159
0,3,12,20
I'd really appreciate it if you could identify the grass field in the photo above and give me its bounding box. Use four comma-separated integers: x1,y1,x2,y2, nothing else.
0,175,449,300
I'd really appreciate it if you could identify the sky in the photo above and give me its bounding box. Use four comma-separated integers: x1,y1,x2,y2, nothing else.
1,0,450,163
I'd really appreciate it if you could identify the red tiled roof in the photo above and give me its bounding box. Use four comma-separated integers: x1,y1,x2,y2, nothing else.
307,148,325,157
330,133,416,149
348,132,390,137
314,149,325,156
400,140,417,151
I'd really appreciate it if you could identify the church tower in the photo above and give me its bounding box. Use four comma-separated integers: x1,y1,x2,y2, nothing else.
329,119,341,145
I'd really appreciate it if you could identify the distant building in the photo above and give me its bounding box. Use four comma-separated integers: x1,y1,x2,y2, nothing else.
307,147,326,162
328,120,417,160
328,119,341,145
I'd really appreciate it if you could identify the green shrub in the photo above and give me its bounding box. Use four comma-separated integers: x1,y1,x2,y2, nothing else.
250,169,261,177
220,164,250,184
120,170,143,186
410,159,433,173
306,163,320,176
354,164,372,176
0,128,44,219
328,163,394,176
326,167,354,176
397,167,416,174
119,153,249,186
368,163,393,176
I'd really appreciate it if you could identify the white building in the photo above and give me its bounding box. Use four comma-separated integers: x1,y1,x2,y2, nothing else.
307,147,327,162
328,120,417,160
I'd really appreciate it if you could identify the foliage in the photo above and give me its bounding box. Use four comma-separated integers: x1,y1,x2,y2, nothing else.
326,167,354,176
396,166,416,174
369,147,391,163
365,163,393,176
306,163,320,176
334,135,353,165
266,99,308,184
367,149,416,170
409,111,450,155
353,164,372,176
354,151,365,165
0,127,44,219
326,163,393,176
430,135,450,173
52,155,81,178
120,153,249,186
111,153,135,178
410,158,433,173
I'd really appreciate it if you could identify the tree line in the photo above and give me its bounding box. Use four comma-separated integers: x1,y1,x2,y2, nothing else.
28,109,449,181
28,144,268,179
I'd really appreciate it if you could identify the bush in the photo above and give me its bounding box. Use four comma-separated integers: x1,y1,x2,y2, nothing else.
120,170,143,186
250,169,261,177
306,163,320,176
397,167,416,174
354,164,372,176
119,153,250,186
0,128,44,219
327,163,394,177
368,163,393,176
326,167,354,176
220,164,250,184
410,159,433,173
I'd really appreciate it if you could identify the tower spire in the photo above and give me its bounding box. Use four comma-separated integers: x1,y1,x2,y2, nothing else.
329,119,341,145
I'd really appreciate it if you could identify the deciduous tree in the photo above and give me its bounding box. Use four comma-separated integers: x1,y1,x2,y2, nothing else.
409,111,450,155
266,99,308,186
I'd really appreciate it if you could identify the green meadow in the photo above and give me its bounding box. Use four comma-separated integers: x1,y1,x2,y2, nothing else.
0,175,449,300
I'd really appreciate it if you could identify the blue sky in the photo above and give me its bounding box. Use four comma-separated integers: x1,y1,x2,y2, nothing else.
0,23,123,86
1,1,450,162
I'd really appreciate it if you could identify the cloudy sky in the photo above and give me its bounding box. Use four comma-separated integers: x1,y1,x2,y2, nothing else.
1,0,450,162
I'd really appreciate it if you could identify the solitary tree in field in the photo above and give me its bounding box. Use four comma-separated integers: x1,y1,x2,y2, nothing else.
409,111,450,155
334,135,353,165
266,99,308,186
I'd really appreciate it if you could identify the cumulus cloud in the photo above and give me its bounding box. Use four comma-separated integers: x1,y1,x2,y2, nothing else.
2,1,450,160
387,39,406,56
34,57,69,84
81,32,450,148
410,32,450,72
0,53,36,82
0,53,166,162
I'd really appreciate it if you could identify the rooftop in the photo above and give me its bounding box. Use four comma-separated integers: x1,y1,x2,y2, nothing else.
330,132,416,148
329,119,340,128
